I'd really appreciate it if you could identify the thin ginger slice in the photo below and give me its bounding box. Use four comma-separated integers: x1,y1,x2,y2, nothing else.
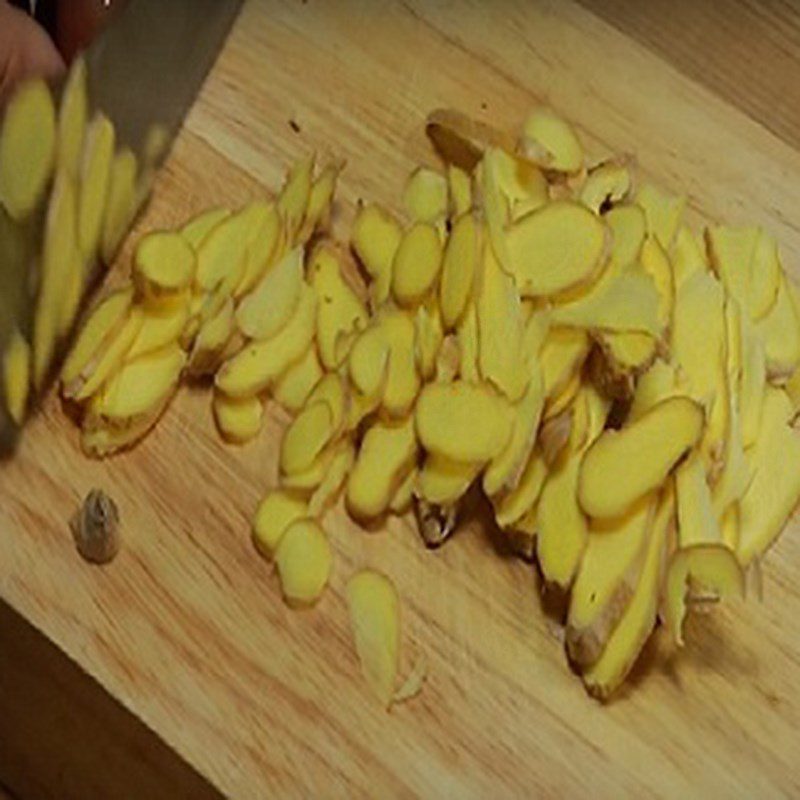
33,169,78,387
277,153,314,243
749,229,782,321
0,78,56,220
181,207,230,251
447,164,472,218
234,201,282,299
519,107,583,173
77,112,115,259
579,396,704,519
195,207,251,292
298,160,342,242
479,148,514,274
308,441,355,516
2,328,31,425
61,287,134,387
756,274,800,381
281,442,339,493
425,108,515,172
456,302,480,382
129,292,191,360
213,392,263,444
280,401,335,476
133,231,196,295
101,148,138,264
738,387,800,566
403,166,448,224
89,342,185,420
415,380,513,464
310,245,368,369
380,310,420,418
253,489,308,558
351,203,401,307
80,397,167,458
346,570,400,708
639,235,674,334
491,147,548,209
275,518,331,607
566,494,654,667
346,416,417,520
236,246,303,341
493,446,548,529
215,284,316,397
705,225,759,319
417,454,481,505
389,468,416,515
592,332,657,400
671,226,707,291
439,212,479,329
582,486,673,699
349,324,390,400
506,200,608,297
739,310,767,448
273,345,323,414
391,222,443,307
187,296,235,376
636,183,685,251
414,302,443,381
57,58,87,179
307,372,347,434
540,327,590,402
606,204,647,272
477,243,528,401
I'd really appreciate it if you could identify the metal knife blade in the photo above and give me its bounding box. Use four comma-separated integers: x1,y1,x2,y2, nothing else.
0,0,242,455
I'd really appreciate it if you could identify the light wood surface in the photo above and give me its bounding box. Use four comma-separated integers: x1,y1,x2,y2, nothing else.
3,0,800,796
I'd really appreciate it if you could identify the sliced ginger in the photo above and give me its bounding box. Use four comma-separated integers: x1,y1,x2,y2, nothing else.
392,222,443,307
403,167,447,223
273,346,323,414
447,164,472,217
0,78,56,220
57,58,88,180
2,328,31,425
506,200,608,297
235,201,282,299
579,396,704,519
439,212,479,329
78,113,115,259
308,442,355,516
352,203,401,307
133,231,196,296
129,293,190,361
253,490,308,558
280,401,335,476
417,454,481,505
519,107,583,173
347,570,400,708
213,393,263,444
181,207,230,251
277,153,314,243
101,148,138,263
275,518,331,607
579,158,632,214
636,183,685,251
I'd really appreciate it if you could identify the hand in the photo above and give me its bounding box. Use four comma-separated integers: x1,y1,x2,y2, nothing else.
0,1,64,104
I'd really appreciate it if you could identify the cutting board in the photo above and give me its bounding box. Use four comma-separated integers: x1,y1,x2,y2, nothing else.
3,0,800,797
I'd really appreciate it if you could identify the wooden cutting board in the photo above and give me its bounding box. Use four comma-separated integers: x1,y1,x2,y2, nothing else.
3,0,800,797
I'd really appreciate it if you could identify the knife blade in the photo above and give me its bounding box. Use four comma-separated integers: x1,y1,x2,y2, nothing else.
0,0,242,455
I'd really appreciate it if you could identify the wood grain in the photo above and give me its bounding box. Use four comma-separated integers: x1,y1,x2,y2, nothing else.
577,0,800,157
2,0,800,797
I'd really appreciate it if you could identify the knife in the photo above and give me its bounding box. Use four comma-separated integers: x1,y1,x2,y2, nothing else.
0,0,242,455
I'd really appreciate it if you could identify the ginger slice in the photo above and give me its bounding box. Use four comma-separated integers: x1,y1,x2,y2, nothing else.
129,293,190,360
133,231,196,296
591,332,656,400
280,401,335,476
506,200,608,297
281,443,339,493
187,296,235,376
582,487,673,699
541,327,590,403
57,58,88,179
33,169,78,387
275,518,331,607
456,302,480,382
380,310,420,418
2,328,31,425
346,570,400,708
308,441,355,516
273,346,323,414
181,207,230,251
351,203,402,307
417,454,481,505
195,207,251,292
493,446,548,529
579,396,704,519
0,78,56,220
606,204,647,272
215,284,316,397
416,380,513,464
491,148,548,213
213,392,263,444
671,226,707,291
447,164,472,218
235,201,282,299
566,494,655,667
579,158,633,214
389,468,416,515
77,112,115,259
80,397,167,458
346,417,417,520
739,310,766,448
89,342,185,420
277,153,314,244
403,166,448,224
477,243,528,401
413,302,443,381
749,229,782,321
101,148,138,263
738,387,800,566
307,372,347,434
639,235,674,334
298,160,342,243
253,490,308,558
425,108,515,172
483,366,544,496
665,453,744,644
440,212,479,329
756,274,800,382
61,287,134,387
537,385,608,588
236,246,303,341
519,107,583,173
705,225,757,316
349,324,390,400
391,222,443,307
636,183,685,251
310,245,368,369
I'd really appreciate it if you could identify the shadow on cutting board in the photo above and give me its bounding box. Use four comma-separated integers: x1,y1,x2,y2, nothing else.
0,599,222,800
